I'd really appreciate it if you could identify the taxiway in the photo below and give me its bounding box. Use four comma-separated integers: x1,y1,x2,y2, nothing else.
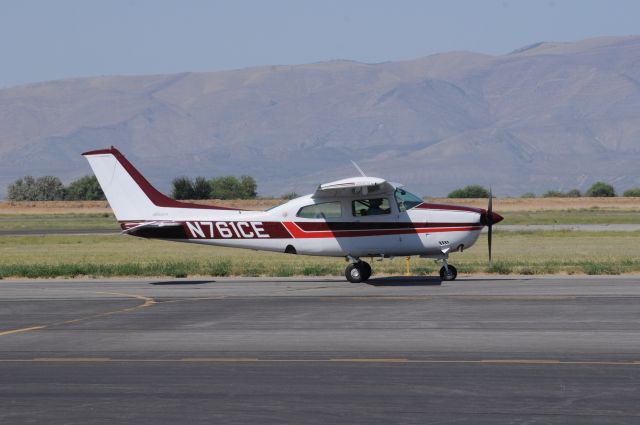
2,276,640,424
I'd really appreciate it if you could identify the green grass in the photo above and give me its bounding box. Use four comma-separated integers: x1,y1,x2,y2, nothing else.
503,209,640,225
1,208,639,233
0,213,119,231
0,230,639,278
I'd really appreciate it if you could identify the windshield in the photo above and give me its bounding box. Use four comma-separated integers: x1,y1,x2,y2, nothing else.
394,188,423,212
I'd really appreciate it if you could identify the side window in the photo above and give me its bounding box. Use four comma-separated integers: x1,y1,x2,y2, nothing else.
352,198,391,217
296,202,342,219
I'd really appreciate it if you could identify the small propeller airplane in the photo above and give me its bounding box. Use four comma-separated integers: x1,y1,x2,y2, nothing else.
83,147,503,283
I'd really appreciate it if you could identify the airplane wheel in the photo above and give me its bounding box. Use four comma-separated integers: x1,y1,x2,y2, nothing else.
360,261,372,281
345,263,364,283
439,265,457,281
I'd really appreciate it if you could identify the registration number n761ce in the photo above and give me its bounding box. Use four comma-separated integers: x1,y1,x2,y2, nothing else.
184,221,270,239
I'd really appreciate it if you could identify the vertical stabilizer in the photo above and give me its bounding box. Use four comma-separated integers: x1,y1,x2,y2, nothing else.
83,148,155,221
82,147,237,221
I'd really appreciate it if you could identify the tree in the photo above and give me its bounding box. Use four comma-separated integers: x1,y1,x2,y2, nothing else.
209,176,240,200
520,192,536,198
7,176,65,201
7,176,37,201
447,185,489,198
36,176,66,201
65,175,105,200
623,188,640,197
238,175,257,199
171,176,195,200
565,189,581,198
192,177,211,199
543,190,565,197
586,182,616,197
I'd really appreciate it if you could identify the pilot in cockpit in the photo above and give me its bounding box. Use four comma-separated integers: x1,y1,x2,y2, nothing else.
368,198,385,215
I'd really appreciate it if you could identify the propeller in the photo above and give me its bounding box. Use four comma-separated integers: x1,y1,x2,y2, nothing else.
488,187,493,267
483,187,503,268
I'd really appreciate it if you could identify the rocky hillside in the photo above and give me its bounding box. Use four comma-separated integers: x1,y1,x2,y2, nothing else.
1,36,639,197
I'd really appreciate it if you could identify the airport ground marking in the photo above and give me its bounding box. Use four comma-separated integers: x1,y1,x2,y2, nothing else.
0,326,46,337
0,291,156,337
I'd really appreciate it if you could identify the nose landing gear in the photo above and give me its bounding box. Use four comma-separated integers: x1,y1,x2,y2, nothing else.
439,260,458,281
345,259,372,283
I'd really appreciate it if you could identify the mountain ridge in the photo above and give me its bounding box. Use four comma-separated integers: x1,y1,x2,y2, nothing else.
1,35,639,197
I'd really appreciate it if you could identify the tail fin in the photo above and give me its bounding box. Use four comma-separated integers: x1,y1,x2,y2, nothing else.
82,147,236,221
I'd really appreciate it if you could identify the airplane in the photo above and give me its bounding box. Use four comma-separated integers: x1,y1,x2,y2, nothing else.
83,147,503,283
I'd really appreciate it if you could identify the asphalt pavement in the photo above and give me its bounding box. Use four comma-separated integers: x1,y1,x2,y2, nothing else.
2,276,640,424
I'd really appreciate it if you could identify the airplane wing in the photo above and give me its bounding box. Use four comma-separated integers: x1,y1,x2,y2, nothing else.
314,177,395,198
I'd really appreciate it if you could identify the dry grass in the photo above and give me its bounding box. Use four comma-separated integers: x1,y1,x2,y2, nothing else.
2,197,640,215
427,197,640,212
0,199,283,215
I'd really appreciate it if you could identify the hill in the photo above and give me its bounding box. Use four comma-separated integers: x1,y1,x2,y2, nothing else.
1,36,639,197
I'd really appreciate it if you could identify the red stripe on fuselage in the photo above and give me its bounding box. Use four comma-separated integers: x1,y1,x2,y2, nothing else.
283,221,482,238
120,220,482,239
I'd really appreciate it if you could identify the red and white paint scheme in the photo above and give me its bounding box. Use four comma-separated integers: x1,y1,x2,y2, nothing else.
83,147,503,282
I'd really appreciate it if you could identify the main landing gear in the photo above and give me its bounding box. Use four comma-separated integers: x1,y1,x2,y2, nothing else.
345,260,372,283
343,256,458,283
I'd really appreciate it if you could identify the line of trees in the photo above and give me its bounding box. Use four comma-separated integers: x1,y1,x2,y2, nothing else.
449,182,640,198
7,173,259,201
7,175,105,201
171,175,257,200
524,182,635,198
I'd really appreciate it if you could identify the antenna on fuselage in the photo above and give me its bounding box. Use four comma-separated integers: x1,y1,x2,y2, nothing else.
351,160,367,177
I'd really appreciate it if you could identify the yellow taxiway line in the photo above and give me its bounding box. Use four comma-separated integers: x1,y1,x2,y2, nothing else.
0,291,156,338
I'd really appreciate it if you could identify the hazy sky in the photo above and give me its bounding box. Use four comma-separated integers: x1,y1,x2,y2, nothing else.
1,0,639,88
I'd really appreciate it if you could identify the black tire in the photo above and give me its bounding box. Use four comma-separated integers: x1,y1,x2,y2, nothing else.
439,265,458,281
360,261,372,281
345,263,364,283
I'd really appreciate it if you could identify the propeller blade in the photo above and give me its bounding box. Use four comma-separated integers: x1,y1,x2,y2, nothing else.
488,221,493,267
488,187,493,267
488,187,493,216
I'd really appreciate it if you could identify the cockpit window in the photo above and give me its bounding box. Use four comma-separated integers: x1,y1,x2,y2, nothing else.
394,188,423,212
296,202,342,219
352,198,391,217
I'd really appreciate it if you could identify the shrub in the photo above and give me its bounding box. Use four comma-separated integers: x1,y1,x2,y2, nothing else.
65,175,105,200
586,182,616,197
623,188,640,197
447,185,489,198
520,192,536,198
543,190,565,198
282,192,299,200
543,189,581,198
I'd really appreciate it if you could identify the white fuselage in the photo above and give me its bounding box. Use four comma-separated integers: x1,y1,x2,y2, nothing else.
121,194,484,259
